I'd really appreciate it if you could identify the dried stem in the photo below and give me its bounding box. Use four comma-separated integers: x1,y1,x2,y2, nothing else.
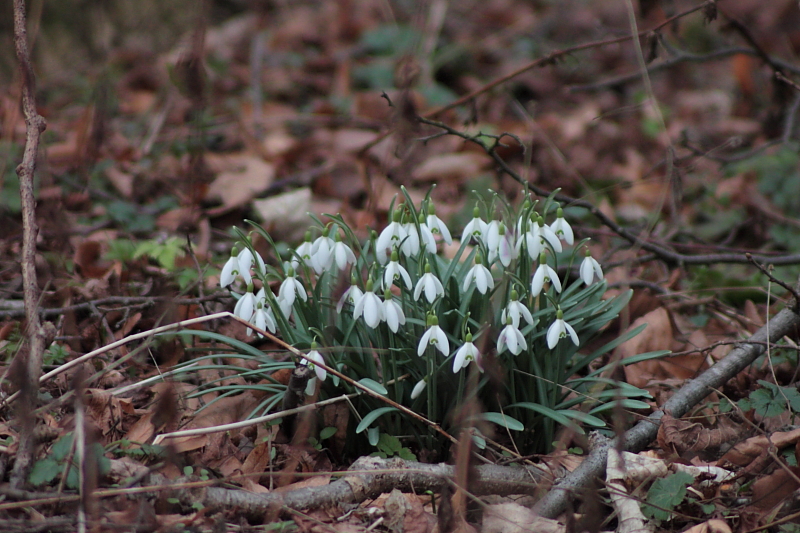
10,0,48,490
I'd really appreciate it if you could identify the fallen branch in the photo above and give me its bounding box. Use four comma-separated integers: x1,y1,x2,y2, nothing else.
533,292,800,519
190,456,547,520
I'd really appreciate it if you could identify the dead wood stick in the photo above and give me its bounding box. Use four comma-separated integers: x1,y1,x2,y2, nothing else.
187,456,547,520
534,300,800,519
10,0,49,490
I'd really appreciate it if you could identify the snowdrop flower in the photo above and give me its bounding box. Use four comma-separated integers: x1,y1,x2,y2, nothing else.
414,263,444,304
547,308,579,349
311,227,335,274
237,247,264,285
497,317,527,355
353,279,384,328
461,206,489,244
331,232,357,271
418,314,450,357
410,378,427,400
336,273,364,314
453,332,482,373
531,253,562,296
291,231,315,271
249,301,276,337
383,249,413,290
501,290,534,329
516,216,562,260
220,247,240,288
234,284,257,323
487,222,515,267
462,254,494,294
400,218,421,258
417,213,437,254
376,209,407,264
278,267,308,311
382,288,406,333
426,203,452,245
301,342,327,395
550,208,574,245
580,249,604,286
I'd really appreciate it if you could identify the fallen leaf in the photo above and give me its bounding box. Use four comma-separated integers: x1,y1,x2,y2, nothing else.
482,503,564,533
681,519,732,533
412,152,489,183
206,152,275,211
252,187,313,243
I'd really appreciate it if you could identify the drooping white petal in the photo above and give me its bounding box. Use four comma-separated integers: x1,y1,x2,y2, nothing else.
332,241,356,270
237,248,254,285
531,263,561,296
376,222,406,264
427,214,452,244
411,379,427,400
382,298,406,333
354,291,384,329
551,215,574,245
400,223,421,257
414,272,444,303
234,291,256,323
580,255,604,285
220,256,239,288
301,350,327,382
453,342,479,373
336,284,364,313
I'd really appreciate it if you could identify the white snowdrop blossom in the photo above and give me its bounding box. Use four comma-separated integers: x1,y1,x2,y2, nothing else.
336,277,364,314
383,250,413,290
353,280,384,328
292,232,315,271
531,254,562,296
414,263,444,304
400,219,421,257
461,206,489,244
417,213,437,254
487,222,515,267
411,379,427,400
453,333,482,373
580,250,604,286
278,267,308,311
376,209,407,264
220,248,240,288
418,314,450,357
501,290,534,329
330,232,357,270
310,228,335,274
547,309,579,349
237,247,264,285
497,317,527,355
249,301,276,337
462,254,494,294
301,343,327,395
426,203,452,245
516,216,562,260
550,208,574,245
382,289,406,333
233,285,257,323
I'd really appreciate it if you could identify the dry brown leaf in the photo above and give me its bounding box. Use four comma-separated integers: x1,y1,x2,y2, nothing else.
657,411,740,456
412,152,489,183
206,152,275,210
748,467,800,513
482,503,564,533
252,187,313,243
104,166,135,198
83,388,135,442
273,473,331,493
616,307,674,389
718,427,800,468
681,519,732,533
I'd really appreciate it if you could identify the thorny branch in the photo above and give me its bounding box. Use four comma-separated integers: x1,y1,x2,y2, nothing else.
10,0,49,490
417,116,800,269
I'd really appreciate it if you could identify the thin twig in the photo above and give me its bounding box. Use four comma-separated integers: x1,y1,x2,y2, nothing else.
10,0,48,490
746,253,800,310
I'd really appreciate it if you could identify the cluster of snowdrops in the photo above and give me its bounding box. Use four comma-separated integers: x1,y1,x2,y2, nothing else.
216,190,635,452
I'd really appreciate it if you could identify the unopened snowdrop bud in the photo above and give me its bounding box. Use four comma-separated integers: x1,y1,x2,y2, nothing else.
580,248,604,286
427,203,452,245
220,247,240,288
411,378,427,400
551,207,574,245
418,314,449,357
547,308,579,349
